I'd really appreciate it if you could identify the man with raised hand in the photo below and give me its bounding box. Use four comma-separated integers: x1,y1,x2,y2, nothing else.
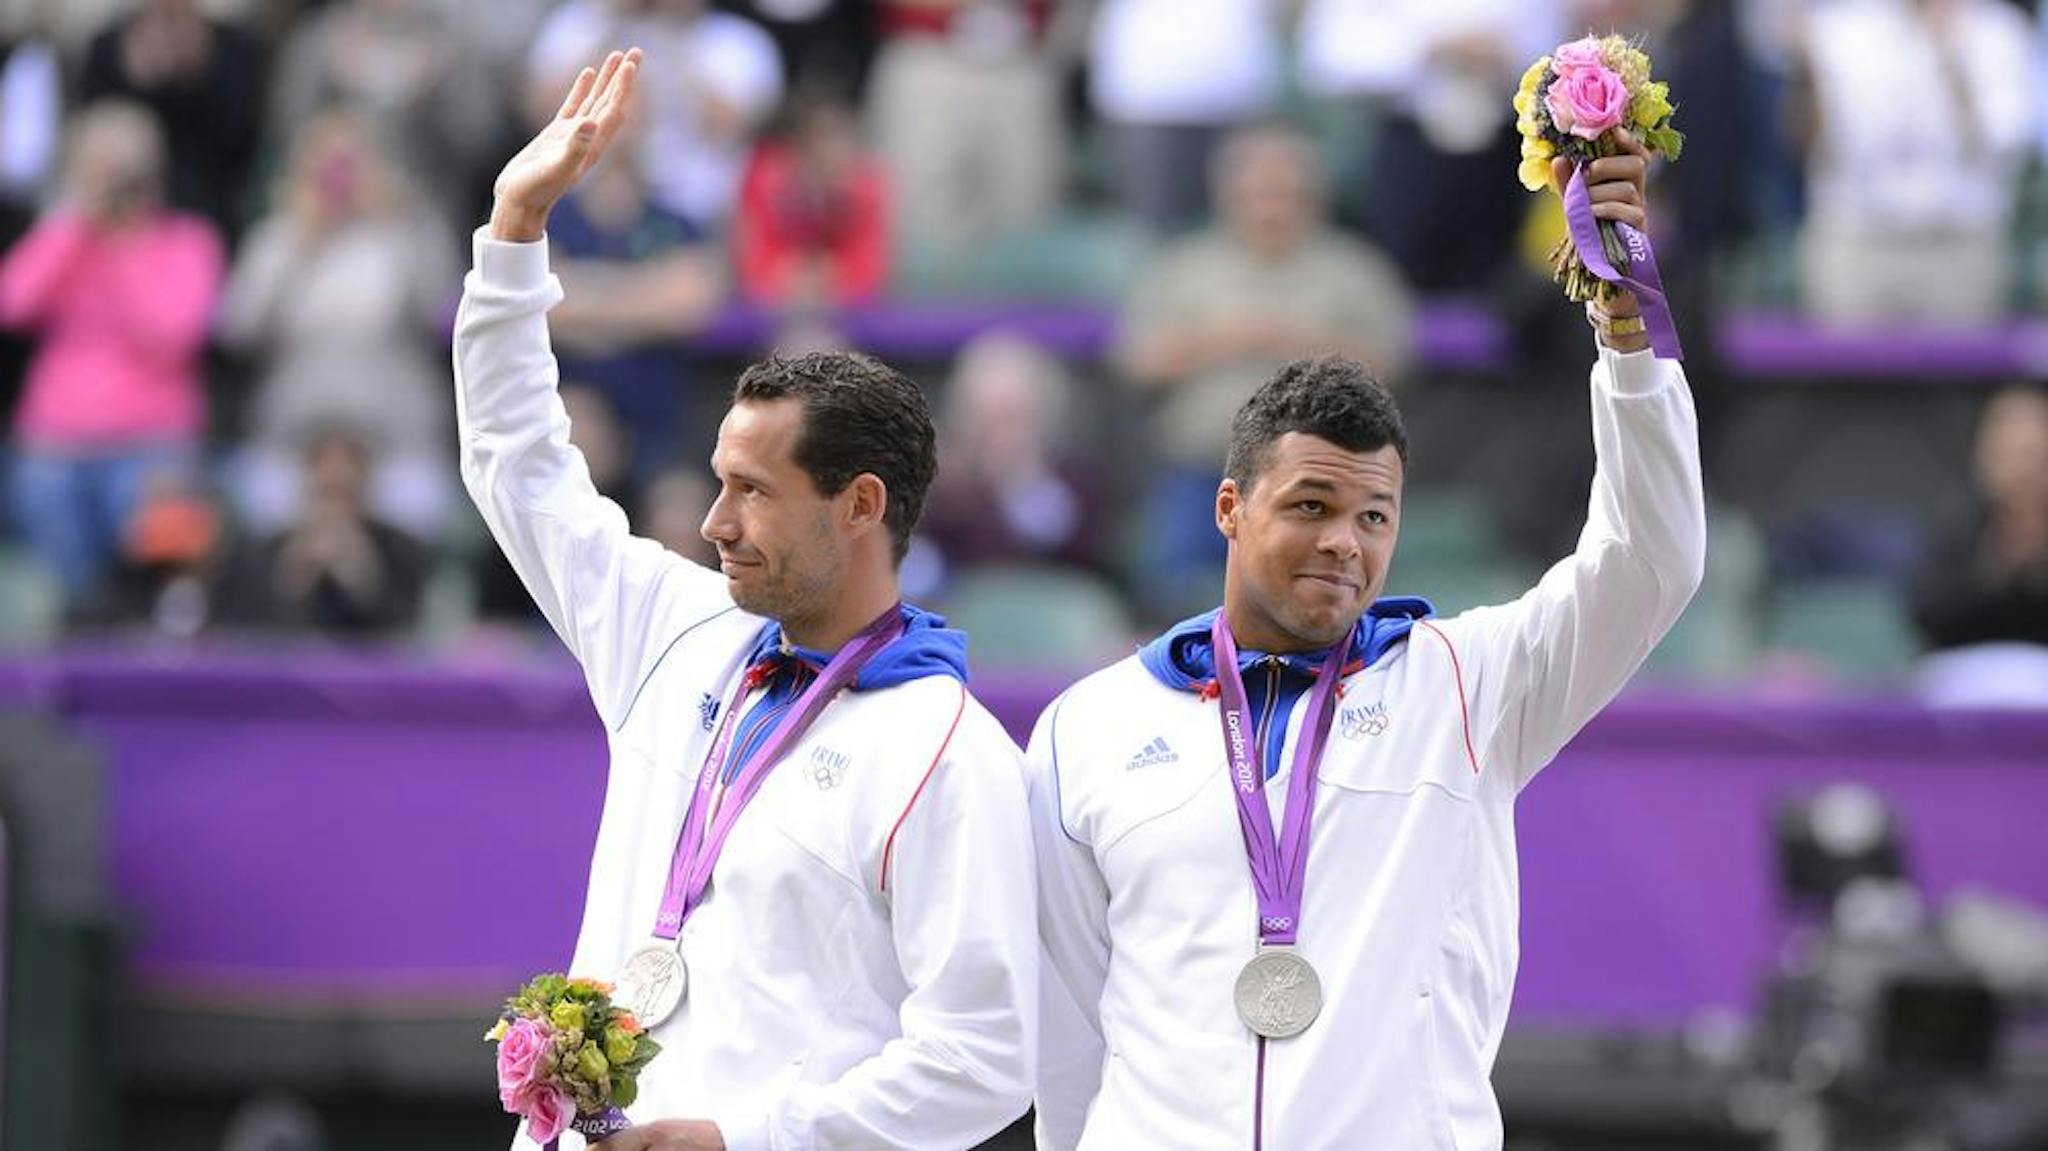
458,49,1035,1151
1028,133,1705,1151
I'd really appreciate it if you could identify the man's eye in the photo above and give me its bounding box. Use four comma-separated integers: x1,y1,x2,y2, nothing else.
1297,501,1325,515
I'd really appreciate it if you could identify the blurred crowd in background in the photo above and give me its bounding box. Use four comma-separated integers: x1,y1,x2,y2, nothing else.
0,0,2040,694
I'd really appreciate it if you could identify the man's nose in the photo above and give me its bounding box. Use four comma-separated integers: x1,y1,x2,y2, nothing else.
1318,523,1363,560
701,492,738,544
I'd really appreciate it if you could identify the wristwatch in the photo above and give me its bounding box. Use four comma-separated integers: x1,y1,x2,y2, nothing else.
1585,304,1647,338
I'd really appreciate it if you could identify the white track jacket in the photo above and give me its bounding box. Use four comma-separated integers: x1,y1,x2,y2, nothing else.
1029,343,1706,1151
456,230,1037,1151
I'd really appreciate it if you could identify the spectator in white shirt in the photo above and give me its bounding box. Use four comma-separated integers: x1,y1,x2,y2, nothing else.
1089,0,1283,235
1793,0,2037,327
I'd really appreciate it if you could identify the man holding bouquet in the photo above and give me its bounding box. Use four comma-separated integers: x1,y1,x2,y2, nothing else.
458,50,1035,1151
1026,129,1706,1150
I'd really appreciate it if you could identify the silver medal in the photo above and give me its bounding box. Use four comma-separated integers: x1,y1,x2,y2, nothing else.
1234,947,1322,1039
615,943,688,1028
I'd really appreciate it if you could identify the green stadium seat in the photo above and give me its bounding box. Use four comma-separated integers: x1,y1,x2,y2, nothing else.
943,566,1137,672
895,212,1154,303
1383,489,1529,615
1762,577,1919,685
1646,508,1767,682
0,546,62,649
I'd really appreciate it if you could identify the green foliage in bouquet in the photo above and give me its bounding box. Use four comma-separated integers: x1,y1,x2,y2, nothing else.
490,973,664,1111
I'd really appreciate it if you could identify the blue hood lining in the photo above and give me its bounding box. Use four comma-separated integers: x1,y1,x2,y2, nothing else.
750,602,969,689
1137,597,1435,691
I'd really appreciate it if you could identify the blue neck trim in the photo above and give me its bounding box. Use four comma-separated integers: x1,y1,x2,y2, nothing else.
746,602,970,689
1137,597,1435,692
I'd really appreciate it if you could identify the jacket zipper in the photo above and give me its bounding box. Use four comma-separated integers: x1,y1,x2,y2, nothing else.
1255,658,1282,779
1252,657,1281,1151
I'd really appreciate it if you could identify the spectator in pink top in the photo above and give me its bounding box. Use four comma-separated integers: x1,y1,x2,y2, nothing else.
0,100,223,611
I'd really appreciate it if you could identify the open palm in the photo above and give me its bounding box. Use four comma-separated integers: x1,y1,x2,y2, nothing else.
491,48,640,238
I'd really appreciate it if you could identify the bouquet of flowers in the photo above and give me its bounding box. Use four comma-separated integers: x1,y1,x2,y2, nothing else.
1515,34,1685,305
487,973,664,1147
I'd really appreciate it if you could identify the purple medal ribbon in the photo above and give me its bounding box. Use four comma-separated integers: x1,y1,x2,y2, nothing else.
1209,615,1350,947
652,605,905,940
1563,163,1684,361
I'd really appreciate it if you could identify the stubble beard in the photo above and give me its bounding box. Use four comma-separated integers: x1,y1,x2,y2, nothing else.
1265,576,1369,651
734,520,843,631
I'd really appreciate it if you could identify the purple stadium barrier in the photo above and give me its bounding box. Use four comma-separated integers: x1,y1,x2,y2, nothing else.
686,301,2045,382
0,651,2040,1026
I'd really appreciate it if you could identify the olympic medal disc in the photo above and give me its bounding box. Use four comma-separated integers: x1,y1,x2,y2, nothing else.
1234,949,1322,1039
616,944,688,1028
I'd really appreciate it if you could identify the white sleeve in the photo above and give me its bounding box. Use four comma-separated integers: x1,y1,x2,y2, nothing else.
1023,695,1111,1151
715,700,1038,1151
453,228,732,730
1448,341,1706,789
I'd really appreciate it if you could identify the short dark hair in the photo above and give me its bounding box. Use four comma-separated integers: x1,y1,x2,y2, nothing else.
732,351,936,563
1224,356,1407,492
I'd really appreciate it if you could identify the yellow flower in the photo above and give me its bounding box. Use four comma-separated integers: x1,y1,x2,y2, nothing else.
1515,54,1553,136
1629,81,1673,130
1521,134,1554,161
549,1002,584,1033
1615,43,1653,88
485,1019,509,1043
1519,153,1556,193
604,1025,638,1066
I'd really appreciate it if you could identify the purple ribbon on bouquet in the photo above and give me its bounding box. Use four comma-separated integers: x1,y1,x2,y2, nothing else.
1563,164,1684,361
545,1106,632,1150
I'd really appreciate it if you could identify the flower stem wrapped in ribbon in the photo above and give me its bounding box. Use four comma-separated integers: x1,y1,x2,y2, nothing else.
487,973,663,1148
1516,34,1686,358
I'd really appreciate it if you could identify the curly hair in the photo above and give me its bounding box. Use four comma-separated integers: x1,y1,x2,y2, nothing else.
1223,355,1407,493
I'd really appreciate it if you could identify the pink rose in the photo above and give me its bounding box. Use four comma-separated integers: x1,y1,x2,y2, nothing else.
495,1018,552,1109
1544,63,1629,140
520,1086,574,1146
1550,36,1607,76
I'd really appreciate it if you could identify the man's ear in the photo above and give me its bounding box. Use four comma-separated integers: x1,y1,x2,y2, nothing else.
1216,478,1243,542
844,473,889,535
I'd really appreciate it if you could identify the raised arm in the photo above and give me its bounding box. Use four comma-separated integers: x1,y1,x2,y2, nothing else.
455,49,731,729
1442,137,1707,789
